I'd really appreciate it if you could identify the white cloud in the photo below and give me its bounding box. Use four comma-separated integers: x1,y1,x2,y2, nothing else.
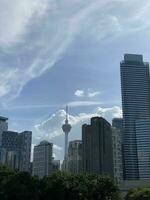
74,90,85,97
0,0,150,101
33,106,122,160
68,101,102,107
88,91,100,97
74,89,101,98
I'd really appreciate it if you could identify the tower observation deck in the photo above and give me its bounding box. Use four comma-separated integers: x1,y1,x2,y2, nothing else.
62,106,72,160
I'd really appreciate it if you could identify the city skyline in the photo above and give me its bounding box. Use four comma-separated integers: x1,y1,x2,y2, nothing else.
1,1,150,161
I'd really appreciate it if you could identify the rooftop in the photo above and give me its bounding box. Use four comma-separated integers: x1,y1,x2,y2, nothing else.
0,116,8,121
121,54,149,66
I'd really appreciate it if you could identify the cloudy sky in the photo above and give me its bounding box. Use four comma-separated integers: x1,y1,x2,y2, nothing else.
0,0,150,160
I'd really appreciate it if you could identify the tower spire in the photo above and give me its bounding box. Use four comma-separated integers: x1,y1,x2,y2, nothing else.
66,105,68,122
62,105,72,171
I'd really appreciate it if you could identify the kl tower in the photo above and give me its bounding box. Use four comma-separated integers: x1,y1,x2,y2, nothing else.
62,106,72,170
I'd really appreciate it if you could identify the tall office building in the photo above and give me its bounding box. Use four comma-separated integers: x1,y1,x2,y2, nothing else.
112,118,123,133
112,118,124,181
120,54,150,180
135,119,150,180
19,131,32,172
68,140,82,174
112,127,123,182
52,159,60,172
0,116,8,162
82,117,113,177
1,130,32,171
32,140,53,178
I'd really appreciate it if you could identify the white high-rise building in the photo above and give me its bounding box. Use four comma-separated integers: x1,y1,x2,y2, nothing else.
33,141,53,178
68,140,82,174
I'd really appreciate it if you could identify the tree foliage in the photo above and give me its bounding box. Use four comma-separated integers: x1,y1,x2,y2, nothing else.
125,187,150,200
0,166,121,200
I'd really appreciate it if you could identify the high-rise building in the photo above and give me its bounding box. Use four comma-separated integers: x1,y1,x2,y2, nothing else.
82,117,113,177
0,116,8,161
32,140,53,178
112,118,123,133
120,54,150,180
52,159,60,172
68,140,82,174
1,130,32,172
19,131,32,172
112,118,124,181
0,116,8,142
135,119,150,180
112,127,123,182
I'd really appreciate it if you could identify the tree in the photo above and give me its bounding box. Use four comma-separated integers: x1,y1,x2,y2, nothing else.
125,188,150,200
41,172,121,200
0,171,41,200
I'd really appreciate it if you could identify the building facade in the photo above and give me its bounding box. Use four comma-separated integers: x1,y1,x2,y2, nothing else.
0,116,8,162
112,127,123,182
112,118,123,134
1,130,32,172
120,54,150,180
135,118,150,180
32,141,53,178
82,117,113,177
68,140,82,174
52,159,60,172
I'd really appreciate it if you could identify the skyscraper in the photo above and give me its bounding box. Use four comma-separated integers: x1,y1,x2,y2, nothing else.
112,118,124,181
68,140,82,174
112,127,123,182
0,116,8,162
120,54,150,180
19,131,32,172
1,130,32,172
112,118,123,133
32,140,53,178
82,117,113,177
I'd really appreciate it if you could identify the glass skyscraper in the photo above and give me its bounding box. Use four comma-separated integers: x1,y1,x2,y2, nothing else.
120,54,150,180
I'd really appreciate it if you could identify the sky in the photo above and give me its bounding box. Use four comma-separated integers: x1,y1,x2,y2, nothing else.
0,0,150,161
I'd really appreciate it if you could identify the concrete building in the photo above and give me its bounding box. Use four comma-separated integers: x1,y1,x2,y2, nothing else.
112,118,123,182
1,130,32,172
120,54,150,180
68,140,82,174
33,140,53,178
7,151,20,170
82,117,113,177
112,127,123,182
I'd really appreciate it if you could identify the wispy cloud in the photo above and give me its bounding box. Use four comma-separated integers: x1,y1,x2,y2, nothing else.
0,0,150,101
68,101,102,107
74,89,101,98
74,90,85,97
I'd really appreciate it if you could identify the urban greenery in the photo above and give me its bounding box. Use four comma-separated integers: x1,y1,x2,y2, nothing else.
125,188,150,200
0,166,121,200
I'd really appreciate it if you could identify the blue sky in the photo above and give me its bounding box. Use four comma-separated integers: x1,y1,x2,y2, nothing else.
0,0,150,160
